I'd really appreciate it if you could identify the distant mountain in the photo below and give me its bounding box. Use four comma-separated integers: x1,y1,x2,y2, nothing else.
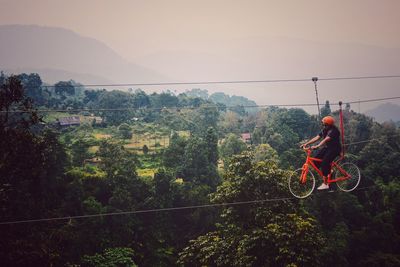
134,36,400,81
365,103,400,123
0,25,166,84
134,36,400,113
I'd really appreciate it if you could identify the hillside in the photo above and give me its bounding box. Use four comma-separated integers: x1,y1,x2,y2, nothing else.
365,102,400,122
0,25,166,84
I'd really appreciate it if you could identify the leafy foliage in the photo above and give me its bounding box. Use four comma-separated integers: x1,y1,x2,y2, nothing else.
82,247,138,267
179,151,326,266
220,133,247,160
2,73,400,266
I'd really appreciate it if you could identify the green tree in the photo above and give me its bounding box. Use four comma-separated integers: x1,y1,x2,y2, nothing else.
118,123,133,139
185,88,209,100
150,91,179,108
190,103,220,134
179,151,326,266
251,107,311,153
182,136,214,184
55,81,75,97
253,143,279,163
220,111,241,134
279,148,306,170
82,247,138,267
204,127,219,166
18,73,44,105
321,100,331,118
132,89,150,108
97,140,138,181
0,75,69,266
163,133,187,171
220,133,247,160
95,90,135,125
83,89,105,105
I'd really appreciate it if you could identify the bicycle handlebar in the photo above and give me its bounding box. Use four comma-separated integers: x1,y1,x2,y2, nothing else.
301,146,314,152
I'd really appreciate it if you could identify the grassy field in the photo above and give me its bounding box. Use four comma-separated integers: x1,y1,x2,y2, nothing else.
63,122,190,178
124,134,170,153
42,112,74,123
91,126,189,155
93,133,112,139
137,168,156,178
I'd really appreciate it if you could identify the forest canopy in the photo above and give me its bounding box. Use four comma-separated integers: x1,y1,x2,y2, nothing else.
1,73,399,266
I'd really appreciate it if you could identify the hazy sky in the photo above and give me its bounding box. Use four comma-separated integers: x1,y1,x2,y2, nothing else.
1,0,400,59
1,0,400,112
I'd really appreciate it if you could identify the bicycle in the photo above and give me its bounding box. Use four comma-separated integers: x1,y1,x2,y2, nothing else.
288,147,361,198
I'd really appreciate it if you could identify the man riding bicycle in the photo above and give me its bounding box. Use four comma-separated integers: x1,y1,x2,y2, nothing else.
300,116,342,190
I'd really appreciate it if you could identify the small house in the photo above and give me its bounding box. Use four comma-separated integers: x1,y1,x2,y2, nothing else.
84,157,102,166
58,116,81,127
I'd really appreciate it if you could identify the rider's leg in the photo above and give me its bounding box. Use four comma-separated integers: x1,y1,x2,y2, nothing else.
317,149,341,190
313,147,327,170
313,148,330,190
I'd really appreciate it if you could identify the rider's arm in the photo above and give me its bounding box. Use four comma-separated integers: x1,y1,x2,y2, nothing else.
312,136,331,149
301,135,320,148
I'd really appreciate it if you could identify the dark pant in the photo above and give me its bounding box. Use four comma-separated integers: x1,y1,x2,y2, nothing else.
314,147,341,177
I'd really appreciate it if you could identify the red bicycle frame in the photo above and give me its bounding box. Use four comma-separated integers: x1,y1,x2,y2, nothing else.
300,148,352,185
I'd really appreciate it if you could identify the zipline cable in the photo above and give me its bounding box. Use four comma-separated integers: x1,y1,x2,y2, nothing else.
2,96,400,113
345,133,400,146
0,185,380,226
12,74,400,88
319,75,400,81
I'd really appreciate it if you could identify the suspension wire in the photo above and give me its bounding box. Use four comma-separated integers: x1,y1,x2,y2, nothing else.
346,96,400,104
9,74,400,89
318,75,400,81
0,185,379,226
0,196,294,225
1,103,318,113
302,133,400,148
38,78,312,88
345,133,400,146
2,96,400,114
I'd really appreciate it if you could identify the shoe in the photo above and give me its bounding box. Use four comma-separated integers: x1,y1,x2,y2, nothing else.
317,183,329,190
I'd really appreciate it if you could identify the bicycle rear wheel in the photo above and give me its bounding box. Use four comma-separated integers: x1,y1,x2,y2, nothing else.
288,168,315,199
335,162,361,192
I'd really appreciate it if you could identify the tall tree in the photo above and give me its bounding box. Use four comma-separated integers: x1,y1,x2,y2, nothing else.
55,81,75,97
204,127,219,166
190,103,220,134
18,73,44,105
321,100,332,118
95,90,135,125
178,151,326,266
0,75,68,265
220,133,247,160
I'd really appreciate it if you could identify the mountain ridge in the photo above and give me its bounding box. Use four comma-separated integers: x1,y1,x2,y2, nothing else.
0,24,166,84
365,102,400,123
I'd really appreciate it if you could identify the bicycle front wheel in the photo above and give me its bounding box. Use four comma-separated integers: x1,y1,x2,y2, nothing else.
335,162,361,192
288,168,315,199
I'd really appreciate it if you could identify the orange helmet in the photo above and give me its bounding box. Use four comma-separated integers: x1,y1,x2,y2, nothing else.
322,116,335,126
